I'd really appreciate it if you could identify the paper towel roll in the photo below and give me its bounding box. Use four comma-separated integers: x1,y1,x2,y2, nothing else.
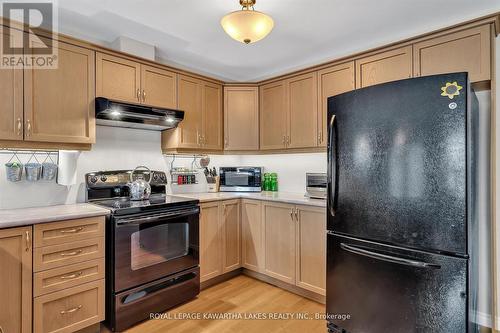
57,150,81,186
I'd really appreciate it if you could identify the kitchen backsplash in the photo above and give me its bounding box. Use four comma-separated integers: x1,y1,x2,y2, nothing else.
0,126,325,210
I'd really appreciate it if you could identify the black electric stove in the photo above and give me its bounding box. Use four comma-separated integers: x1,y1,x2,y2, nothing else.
86,170,200,332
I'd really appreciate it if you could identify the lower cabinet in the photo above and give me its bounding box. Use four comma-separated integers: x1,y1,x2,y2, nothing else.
262,202,297,285
241,200,264,272
0,226,32,333
262,202,326,295
200,200,241,282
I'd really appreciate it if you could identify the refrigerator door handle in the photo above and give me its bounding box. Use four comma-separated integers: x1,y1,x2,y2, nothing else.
328,115,337,217
340,243,441,269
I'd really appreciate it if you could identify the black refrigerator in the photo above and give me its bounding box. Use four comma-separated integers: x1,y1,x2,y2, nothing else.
326,73,479,333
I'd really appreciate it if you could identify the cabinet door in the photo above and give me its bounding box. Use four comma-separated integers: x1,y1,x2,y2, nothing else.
241,200,263,272
296,205,326,295
287,72,318,149
177,75,203,148
260,81,287,150
317,61,355,146
96,52,141,103
24,38,95,143
202,82,223,150
224,87,259,151
221,200,241,273
414,25,491,83
200,202,222,282
263,202,296,284
355,46,413,88
140,65,177,108
0,226,32,333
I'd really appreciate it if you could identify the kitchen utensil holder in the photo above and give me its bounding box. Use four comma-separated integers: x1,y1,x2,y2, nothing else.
25,153,42,182
5,152,23,182
41,152,58,181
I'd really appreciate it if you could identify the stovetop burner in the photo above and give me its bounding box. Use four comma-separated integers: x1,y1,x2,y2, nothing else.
86,170,198,215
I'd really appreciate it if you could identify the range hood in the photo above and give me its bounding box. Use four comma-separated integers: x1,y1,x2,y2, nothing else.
95,97,184,131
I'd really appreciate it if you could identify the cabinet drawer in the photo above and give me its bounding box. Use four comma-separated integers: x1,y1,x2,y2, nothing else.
34,216,105,247
34,280,105,333
34,237,104,272
34,258,105,297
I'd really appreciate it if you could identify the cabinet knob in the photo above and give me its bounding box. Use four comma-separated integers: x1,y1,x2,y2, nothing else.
17,118,22,136
26,120,31,137
25,230,30,252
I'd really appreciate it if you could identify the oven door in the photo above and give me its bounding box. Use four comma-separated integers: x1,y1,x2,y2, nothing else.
114,206,199,292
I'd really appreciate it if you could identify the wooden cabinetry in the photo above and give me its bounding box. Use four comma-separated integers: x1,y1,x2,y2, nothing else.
0,226,32,333
413,25,491,83
295,205,326,295
224,87,259,151
202,82,223,150
96,53,141,104
260,81,287,150
97,53,177,107
355,46,413,88
263,202,296,284
32,216,105,333
221,200,241,273
317,61,355,146
141,65,177,109
241,200,263,272
200,200,241,282
286,72,319,148
162,75,222,152
200,202,222,282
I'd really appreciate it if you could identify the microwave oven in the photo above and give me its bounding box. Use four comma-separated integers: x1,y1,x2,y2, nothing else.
219,167,262,192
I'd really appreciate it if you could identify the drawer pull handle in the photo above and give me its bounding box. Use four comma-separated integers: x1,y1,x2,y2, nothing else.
0,325,4,333
60,305,82,315
60,250,83,257
60,227,84,234
60,271,83,280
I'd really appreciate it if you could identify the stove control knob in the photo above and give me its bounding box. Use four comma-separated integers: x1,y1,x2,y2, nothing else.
90,176,98,184
100,175,107,182
153,173,159,182
160,173,166,181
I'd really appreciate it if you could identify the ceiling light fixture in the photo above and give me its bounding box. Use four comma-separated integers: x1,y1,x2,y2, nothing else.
221,0,274,44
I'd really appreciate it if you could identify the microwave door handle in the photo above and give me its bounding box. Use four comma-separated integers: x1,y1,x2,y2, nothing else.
116,207,200,226
340,243,441,269
328,115,337,217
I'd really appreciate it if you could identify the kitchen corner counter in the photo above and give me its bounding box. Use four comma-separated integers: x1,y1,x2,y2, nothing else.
174,192,327,208
0,203,110,229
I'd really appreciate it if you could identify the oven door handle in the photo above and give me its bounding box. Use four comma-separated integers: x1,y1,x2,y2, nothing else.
115,207,200,226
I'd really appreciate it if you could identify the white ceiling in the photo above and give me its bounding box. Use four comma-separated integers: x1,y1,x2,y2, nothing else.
54,0,500,82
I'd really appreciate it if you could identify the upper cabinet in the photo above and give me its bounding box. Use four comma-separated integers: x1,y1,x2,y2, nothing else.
140,65,177,109
413,25,491,83
24,38,95,144
286,72,319,149
202,81,223,150
317,62,355,147
96,53,141,103
355,46,413,88
260,81,287,150
96,53,177,108
0,62,23,141
224,86,259,151
162,75,222,152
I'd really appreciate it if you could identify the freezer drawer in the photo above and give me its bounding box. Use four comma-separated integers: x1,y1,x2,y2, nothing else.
326,233,468,333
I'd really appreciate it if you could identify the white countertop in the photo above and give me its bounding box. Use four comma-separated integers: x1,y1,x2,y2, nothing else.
0,203,110,229
174,191,326,208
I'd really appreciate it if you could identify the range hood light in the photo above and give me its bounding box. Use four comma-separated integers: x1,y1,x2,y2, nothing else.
110,109,121,117
166,117,175,124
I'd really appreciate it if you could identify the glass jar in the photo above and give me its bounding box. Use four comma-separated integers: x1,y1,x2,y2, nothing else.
263,173,270,191
270,173,278,192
